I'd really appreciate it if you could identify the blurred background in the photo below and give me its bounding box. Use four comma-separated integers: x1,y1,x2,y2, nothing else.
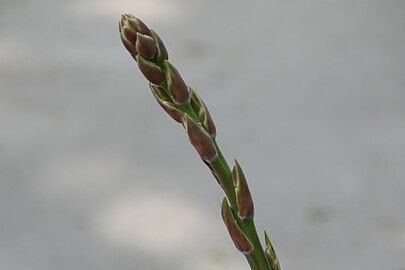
1,0,404,269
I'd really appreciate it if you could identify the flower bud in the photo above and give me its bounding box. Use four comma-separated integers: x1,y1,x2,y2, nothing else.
137,55,165,85
221,197,253,254
123,14,152,36
164,62,190,104
120,25,137,56
136,33,156,59
183,114,217,161
150,84,183,123
232,160,254,218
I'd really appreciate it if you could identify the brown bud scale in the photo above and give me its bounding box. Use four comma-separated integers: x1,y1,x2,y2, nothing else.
221,198,253,254
184,114,217,161
232,160,254,218
136,33,156,59
164,62,190,104
126,16,151,36
150,85,183,123
137,55,165,85
120,30,137,56
123,26,137,45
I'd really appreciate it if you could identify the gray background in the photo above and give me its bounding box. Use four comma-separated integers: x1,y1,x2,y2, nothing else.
1,0,404,270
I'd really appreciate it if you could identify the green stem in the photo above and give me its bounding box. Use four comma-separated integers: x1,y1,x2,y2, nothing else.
211,140,272,270
181,101,271,270
243,218,273,270
121,14,276,270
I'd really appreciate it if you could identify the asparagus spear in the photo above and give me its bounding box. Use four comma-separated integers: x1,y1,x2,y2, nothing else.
119,14,280,270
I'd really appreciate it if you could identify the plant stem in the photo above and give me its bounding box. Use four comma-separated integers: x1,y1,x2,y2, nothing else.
119,14,279,270
211,140,272,270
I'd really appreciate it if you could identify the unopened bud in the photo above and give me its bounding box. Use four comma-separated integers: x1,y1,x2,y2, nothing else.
183,114,217,161
136,33,156,59
164,62,190,104
150,30,169,63
232,160,254,218
120,25,137,56
264,231,281,270
124,14,152,36
137,55,165,85
150,84,183,123
221,197,254,254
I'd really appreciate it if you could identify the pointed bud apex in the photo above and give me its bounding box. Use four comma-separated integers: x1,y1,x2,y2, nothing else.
120,26,137,56
120,14,153,58
221,198,254,254
232,160,254,218
150,30,169,63
164,62,190,104
122,26,137,44
124,14,151,36
137,55,165,85
120,14,134,28
264,231,281,270
183,114,217,161
150,84,183,123
136,33,156,59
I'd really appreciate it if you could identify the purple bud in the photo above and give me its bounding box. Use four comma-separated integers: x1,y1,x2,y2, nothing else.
164,62,190,104
136,33,156,59
120,26,137,55
125,15,151,36
221,198,254,254
137,55,165,85
150,84,183,123
183,114,217,161
123,26,137,44
232,160,254,218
